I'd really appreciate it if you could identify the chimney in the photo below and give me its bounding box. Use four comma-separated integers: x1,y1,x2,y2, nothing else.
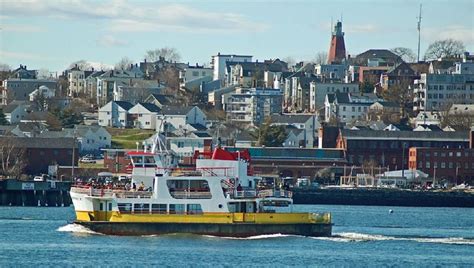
92,67,94,72
144,59,147,63
130,64,134,69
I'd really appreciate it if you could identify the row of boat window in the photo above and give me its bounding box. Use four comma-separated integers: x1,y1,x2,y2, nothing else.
117,203,203,214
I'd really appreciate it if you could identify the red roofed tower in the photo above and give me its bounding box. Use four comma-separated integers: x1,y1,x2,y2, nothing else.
327,21,346,64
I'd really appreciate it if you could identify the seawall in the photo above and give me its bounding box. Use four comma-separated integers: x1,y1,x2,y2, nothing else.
293,188,474,207
0,180,72,207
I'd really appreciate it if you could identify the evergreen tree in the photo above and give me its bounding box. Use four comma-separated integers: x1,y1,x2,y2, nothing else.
0,109,8,125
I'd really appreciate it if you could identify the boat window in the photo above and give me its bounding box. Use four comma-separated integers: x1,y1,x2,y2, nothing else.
144,156,155,167
108,203,112,211
131,156,144,167
260,200,290,207
133,203,150,214
167,180,211,199
186,204,203,214
99,203,103,211
169,204,185,214
118,203,132,213
151,204,167,214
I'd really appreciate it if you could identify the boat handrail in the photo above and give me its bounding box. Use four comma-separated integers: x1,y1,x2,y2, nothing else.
232,189,292,199
71,186,153,199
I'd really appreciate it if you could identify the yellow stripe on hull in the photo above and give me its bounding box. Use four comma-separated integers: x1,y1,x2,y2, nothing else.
75,211,331,225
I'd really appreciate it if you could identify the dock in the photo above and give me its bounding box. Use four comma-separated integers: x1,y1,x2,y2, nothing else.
0,180,72,207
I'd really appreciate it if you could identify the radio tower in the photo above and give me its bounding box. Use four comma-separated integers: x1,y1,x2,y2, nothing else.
417,4,422,62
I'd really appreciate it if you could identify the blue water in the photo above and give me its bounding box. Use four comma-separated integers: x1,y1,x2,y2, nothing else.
0,205,473,267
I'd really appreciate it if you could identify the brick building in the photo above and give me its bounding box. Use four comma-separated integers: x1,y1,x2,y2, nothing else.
335,129,470,171
0,137,78,175
409,129,474,184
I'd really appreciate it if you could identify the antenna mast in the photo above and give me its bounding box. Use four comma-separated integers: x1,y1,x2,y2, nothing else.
417,4,422,62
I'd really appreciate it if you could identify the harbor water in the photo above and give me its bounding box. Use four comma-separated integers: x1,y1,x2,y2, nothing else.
0,205,472,267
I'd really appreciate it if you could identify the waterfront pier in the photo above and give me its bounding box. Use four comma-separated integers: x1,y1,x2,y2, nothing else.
0,180,72,207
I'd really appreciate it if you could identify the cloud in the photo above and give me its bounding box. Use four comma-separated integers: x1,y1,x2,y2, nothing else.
1,0,268,34
1,24,44,32
96,35,129,47
423,25,474,46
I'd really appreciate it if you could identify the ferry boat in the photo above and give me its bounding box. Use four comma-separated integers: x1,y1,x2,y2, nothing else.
70,147,332,237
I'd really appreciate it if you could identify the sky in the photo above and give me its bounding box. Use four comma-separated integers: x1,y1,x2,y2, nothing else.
1,0,473,72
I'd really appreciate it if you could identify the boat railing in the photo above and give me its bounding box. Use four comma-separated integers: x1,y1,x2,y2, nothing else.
232,189,292,199
157,167,234,177
71,186,153,199
169,191,212,199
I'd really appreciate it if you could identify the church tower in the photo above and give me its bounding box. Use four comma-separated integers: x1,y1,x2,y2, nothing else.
327,21,346,64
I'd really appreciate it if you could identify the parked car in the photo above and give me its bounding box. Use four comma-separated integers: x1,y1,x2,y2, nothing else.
79,157,96,164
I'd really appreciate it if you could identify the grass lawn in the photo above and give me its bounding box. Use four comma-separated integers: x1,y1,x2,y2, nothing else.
78,162,104,169
108,128,154,149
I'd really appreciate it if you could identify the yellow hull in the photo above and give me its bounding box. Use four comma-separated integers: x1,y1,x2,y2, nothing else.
75,211,331,225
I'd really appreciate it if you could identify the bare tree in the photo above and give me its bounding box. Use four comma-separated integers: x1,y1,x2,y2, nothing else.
114,57,134,71
0,63,11,72
424,39,466,60
145,47,181,62
37,68,53,79
282,57,296,68
68,60,92,70
0,137,27,179
382,79,413,118
440,103,474,130
313,51,328,65
391,47,417,63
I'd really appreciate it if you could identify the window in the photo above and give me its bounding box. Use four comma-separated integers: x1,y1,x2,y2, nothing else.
441,162,446,168
133,203,150,214
449,162,453,168
151,204,167,214
426,162,430,169
118,203,132,213
187,204,203,214
169,204,185,214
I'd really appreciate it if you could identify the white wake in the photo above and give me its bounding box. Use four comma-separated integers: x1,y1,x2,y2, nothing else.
57,223,101,235
312,232,474,245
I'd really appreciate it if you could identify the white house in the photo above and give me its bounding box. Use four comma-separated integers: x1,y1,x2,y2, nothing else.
128,102,161,130
211,53,253,81
39,125,111,154
98,101,134,128
325,92,383,123
270,114,319,148
29,85,55,101
157,106,207,132
310,82,359,111
68,65,86,96
3,103,28,124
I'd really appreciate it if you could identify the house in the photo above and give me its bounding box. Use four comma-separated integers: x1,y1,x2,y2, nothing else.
98,101,134,128
128,102,161,130
234,130,254,148
293,77,319,112
68,65,87,96
2,102,28,124
1,79,58,105
179,64,213,90
29,85,55,101
144,94,173,108
157,106,207,132
96,70,145,105
211,53,253,81
270,114,319,148
413,111,442,127
38,125,111,154
113,80,163,104
309,81,359,111
10,65,37,79
379,62,418,93
325,92,383,123
223,87,282,126
368,101,400,121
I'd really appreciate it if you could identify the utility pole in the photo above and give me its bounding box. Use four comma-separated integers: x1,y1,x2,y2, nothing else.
71,129,76,180
417,4,423,62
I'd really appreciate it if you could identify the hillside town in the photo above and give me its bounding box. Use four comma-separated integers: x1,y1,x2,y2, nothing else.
0,21,473,188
